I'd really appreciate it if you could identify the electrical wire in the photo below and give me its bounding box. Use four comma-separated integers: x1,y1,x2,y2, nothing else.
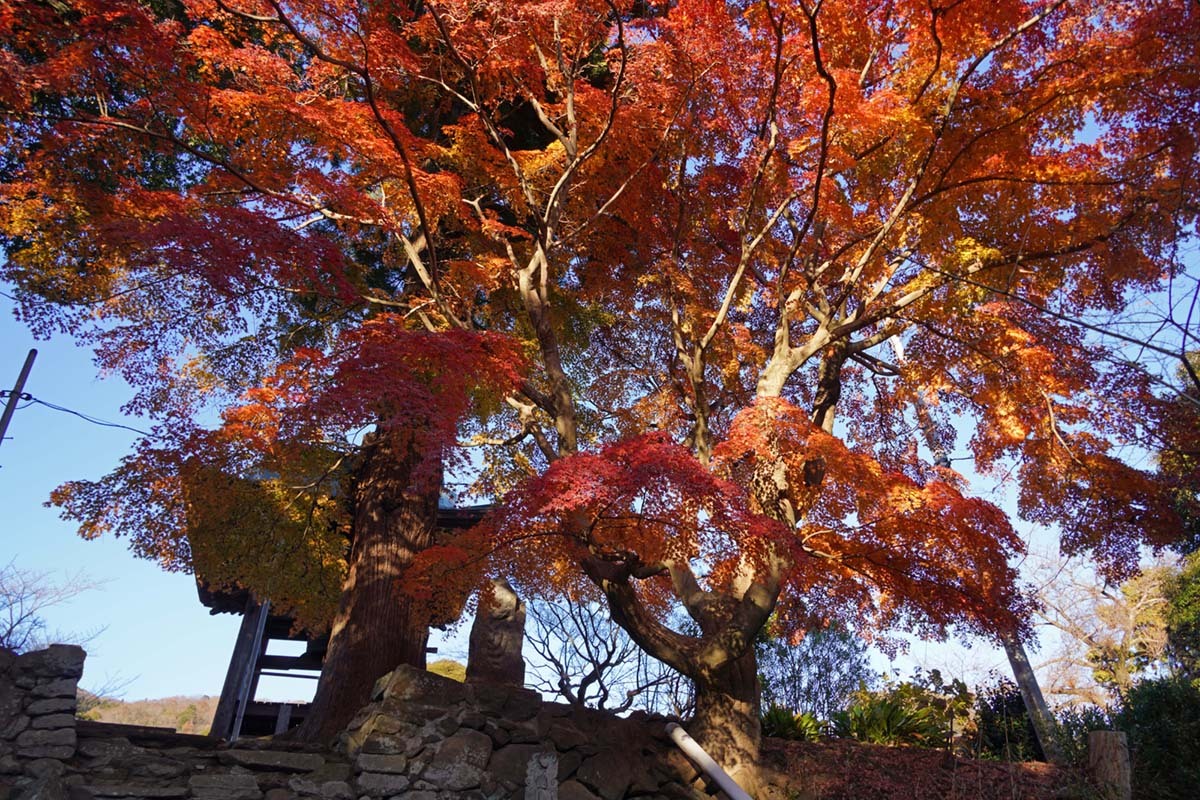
1,390,156,438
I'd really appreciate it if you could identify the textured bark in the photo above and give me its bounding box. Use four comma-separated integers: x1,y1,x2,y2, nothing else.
291,433,440,743
689,647,763,796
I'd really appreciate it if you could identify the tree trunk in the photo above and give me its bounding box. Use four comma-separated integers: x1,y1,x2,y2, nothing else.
1002,632,1065,764
688,647,763,796
291,433,440,743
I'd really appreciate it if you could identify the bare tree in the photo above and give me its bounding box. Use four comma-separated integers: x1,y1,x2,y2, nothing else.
1031,554,1172,707
0,560,104,653
525,597,692,716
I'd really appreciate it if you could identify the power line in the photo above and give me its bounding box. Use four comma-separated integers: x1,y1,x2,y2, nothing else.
0,390,156,439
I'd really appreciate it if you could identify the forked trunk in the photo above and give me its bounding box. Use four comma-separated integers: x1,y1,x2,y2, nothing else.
292,433,440,743
689,647,763,796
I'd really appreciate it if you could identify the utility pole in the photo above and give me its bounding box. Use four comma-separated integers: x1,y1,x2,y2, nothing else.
0,348,37,450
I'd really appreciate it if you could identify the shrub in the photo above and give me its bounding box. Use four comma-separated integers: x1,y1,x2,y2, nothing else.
761,704,823,741
1113,676,1200,800
832,695,948,746
1052,704,1111,767
973,678,1044,762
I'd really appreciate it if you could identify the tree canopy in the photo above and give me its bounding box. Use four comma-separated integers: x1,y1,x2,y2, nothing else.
3,0,1197,777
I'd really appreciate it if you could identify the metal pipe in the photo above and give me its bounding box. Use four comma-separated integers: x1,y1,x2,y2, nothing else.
665,723,753,800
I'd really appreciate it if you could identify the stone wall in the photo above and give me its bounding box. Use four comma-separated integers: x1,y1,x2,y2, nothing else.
0,648,713,800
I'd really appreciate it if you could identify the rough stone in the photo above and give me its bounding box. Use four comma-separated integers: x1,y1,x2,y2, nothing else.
419,761,481,792
29,681,77,700
24,700,75,716
15,730,74,749
359,733,406,756
85,786,189,798
556,749,583,782
575,748,633,800
30,716,74,731
317,781,353,800
376,667,466,707
24,760,66,779
1,753,22,774
75,739,132,762
354,771,409,795
14,746,74,760
353,754,406,774
188,772,264,800
264,789,294,800
558,779,602,800
508,720,540,744
431,729,492,770
11,774,68,800
1,713,30,739
486,744,542,786
220,750,326,772
457,709,486,730
547,721,589,751
126,754,189,780
502,689,542,723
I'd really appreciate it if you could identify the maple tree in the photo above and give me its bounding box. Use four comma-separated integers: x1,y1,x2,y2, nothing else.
2,0,1197,784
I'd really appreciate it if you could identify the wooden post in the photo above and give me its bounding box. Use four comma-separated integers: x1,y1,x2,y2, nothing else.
1088,730,1132,800
211,597,270,740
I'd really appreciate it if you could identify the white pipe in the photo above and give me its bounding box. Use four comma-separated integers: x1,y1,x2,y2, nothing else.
665,723,754,800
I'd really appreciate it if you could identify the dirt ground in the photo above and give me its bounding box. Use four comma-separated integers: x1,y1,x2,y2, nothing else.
757,738,1088,800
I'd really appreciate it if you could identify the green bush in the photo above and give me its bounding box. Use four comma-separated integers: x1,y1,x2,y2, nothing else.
1113,676,1200,800
972,678,1044,762
832,695,948,746
761,704,823,741
1052,704,1111,767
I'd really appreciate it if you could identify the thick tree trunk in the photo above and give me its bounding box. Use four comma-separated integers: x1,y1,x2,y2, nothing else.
291,433,440,743
689,647,763,796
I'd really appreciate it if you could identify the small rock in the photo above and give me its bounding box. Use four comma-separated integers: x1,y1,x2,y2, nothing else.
317,781,353,800
456,709,486,730
1,713,30,739
264,789,294,800
12,773,68,800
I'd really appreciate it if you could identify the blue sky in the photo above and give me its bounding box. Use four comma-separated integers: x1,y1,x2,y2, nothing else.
1,296,246,699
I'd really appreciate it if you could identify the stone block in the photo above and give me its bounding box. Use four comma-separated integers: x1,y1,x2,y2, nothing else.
263,789,294,800
30,716,73,731
15,728,74,759
418,761,481,792
547,720,589,751
559,779,602,800
0,714,30,740
485,744,541,786
219,750,326,772
24,760,65,779
575,748,633,800
432,730,492,770
501,689,541,723
376,667,466,707
29,681,76,701
11,773,68,800
188,772,263,800
354,771,409,795
353,754,406,775
85,785,189,798
24,700,75,717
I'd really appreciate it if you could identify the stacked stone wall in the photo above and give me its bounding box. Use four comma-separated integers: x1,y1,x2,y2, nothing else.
0,648,712,800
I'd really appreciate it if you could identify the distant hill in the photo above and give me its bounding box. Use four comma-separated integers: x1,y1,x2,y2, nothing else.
79,692,218,735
